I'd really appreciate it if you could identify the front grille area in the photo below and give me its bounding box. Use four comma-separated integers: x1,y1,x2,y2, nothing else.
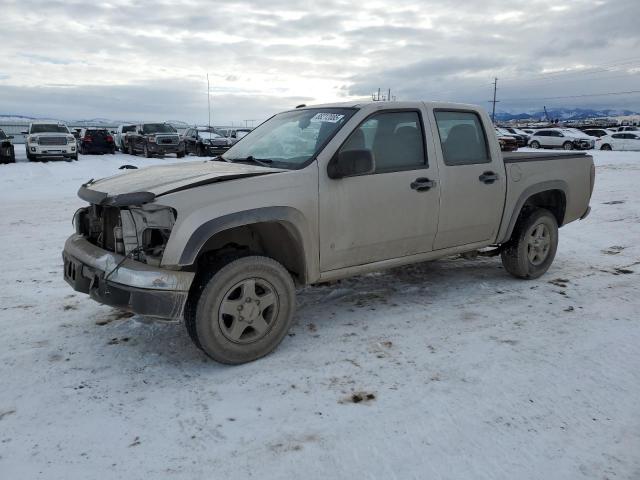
156,135,178,145
38,136,67,146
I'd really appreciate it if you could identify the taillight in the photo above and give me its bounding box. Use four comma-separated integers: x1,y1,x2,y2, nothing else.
84,136,93,142
106,135,113,142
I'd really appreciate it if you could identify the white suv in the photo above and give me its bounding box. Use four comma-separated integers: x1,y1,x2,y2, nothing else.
528,128,595,150
24,122,78,161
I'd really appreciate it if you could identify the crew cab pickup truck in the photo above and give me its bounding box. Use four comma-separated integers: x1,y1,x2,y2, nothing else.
63,101,594,364
127,123,185,158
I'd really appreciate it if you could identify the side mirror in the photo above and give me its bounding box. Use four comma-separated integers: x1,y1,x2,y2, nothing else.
328,149,375,179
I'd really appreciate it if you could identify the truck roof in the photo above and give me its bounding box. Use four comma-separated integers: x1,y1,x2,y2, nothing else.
297,100,485,111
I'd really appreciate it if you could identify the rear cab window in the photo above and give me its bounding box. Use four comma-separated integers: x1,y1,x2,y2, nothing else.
434,110,490,166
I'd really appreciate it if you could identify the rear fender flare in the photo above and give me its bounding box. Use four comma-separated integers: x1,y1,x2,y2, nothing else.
498,180,569,243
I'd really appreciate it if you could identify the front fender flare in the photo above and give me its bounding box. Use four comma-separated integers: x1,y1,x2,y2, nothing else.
177,206,309,268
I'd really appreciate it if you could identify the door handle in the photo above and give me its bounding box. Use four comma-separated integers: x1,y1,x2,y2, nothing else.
410,177,436,191
479,171,499,184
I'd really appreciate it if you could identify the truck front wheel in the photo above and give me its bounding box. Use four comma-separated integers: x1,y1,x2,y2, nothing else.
185,255,296,364
501,208,558,279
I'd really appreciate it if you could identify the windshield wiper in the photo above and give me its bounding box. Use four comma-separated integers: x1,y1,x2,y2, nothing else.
227,155,274,168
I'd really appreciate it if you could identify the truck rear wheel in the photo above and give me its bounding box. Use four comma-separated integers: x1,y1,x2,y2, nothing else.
185,255,296,364
501,208,558,279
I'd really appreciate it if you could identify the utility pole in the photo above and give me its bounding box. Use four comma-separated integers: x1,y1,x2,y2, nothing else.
489,77,499,124
207,73,211,128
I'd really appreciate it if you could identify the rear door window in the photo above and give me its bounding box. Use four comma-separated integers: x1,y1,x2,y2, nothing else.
434,110,490,166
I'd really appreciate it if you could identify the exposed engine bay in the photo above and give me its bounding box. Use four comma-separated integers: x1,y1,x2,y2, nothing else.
74,203,175,267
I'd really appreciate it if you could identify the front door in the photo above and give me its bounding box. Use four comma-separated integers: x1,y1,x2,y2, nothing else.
430,109,506,250
628,134,640,151
319,109,440,272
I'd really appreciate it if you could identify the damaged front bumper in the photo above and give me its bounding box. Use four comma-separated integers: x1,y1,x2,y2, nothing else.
62,234,194,320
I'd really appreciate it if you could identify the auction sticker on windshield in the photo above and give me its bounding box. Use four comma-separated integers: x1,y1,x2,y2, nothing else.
311,113,345,123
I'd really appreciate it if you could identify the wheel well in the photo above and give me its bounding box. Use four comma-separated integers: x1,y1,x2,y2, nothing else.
194,222,307,285
521,189,566,226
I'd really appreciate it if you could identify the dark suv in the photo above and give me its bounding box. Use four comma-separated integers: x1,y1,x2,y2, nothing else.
127,123,185,158
78,128,116,155
183,126,232,156
0,128,16,164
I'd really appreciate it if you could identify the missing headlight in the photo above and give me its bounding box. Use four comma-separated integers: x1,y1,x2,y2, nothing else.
141,228,172,266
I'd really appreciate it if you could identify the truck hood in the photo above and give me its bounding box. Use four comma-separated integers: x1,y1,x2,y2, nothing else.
78,160,286,206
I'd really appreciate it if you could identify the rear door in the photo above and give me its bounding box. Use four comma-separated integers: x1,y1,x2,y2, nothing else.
430,109,506,250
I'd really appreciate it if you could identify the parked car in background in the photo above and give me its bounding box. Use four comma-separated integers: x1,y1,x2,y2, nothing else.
23,122,78,161
116,124,136,152
127,123,185,158
528,128,595,150
503,127,531,143
0,128,16,164
599,132,640,151
583,128,614,138
78,128,116,155
219,127,252,144
183,126,233,156
616,126,640,133
496,127,527,147
495,130,518,151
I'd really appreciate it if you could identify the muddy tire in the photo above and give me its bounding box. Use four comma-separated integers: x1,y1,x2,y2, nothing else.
601,144,612,151
143,143,152,158
185,255,296,364
501,208,558,279
530,140,540,149
128,143,135,156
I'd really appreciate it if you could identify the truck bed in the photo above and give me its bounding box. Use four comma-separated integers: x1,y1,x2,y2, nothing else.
495,150,594,244
502,151,589,163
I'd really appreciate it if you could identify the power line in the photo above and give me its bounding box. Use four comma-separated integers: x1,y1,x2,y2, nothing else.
497,89,640,102
499,55,640,83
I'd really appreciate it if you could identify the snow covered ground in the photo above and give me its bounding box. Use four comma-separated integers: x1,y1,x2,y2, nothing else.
0,148,638,479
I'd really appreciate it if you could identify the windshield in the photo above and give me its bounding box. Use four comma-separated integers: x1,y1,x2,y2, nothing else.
122,125,136,133
197,127,224,136
31,124,69,134
223,108,356,168
143,123,176,134
86,129,108,138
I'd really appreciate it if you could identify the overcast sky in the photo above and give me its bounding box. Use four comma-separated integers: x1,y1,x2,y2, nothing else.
1,0,639,124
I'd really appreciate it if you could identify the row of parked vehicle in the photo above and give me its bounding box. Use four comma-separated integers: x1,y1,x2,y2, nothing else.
0,121,254,163
493,124,640,152
114,123,252,158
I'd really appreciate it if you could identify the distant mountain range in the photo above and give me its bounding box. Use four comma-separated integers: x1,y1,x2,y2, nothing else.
495,108,640,122
0,114,194,127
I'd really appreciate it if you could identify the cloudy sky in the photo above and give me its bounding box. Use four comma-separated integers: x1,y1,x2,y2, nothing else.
1,0,640,124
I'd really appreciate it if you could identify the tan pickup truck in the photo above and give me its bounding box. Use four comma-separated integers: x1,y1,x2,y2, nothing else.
63,101,594,364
